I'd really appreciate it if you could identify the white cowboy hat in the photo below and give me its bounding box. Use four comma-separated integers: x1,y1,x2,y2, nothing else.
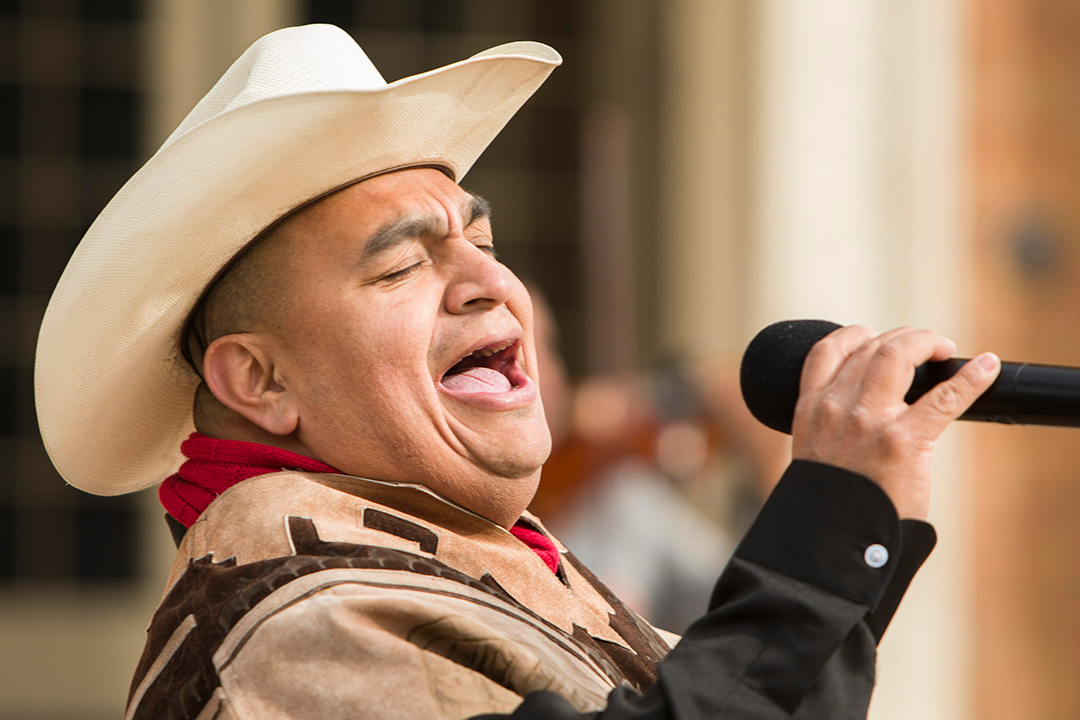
35,24,561,496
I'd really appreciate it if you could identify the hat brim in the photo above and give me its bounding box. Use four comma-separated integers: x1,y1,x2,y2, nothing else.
35,44,560,495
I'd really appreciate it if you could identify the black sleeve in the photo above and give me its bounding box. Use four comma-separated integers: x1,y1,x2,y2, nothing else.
471,460,936,720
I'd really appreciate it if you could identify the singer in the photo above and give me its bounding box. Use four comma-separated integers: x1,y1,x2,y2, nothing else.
35,25,1000,720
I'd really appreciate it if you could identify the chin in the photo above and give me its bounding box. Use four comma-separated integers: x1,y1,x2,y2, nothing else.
483,455,545,481
460,461,544,528
452,405,552,477
480,433,552,480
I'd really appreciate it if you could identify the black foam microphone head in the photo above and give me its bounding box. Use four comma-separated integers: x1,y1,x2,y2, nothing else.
739,320,842,434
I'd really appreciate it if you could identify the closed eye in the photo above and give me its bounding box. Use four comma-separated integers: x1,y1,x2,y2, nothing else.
376,260,425,283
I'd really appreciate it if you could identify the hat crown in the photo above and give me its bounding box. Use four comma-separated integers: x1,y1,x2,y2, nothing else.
163,24,386,150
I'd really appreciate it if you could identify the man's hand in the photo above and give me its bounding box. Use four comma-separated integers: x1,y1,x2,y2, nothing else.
791,325,1001,519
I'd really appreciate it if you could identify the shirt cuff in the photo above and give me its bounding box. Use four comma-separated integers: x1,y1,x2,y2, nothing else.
733,459,902,608
865,518,937,641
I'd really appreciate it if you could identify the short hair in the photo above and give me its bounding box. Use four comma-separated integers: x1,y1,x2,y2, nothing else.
180,224,292,379
179,223,296,432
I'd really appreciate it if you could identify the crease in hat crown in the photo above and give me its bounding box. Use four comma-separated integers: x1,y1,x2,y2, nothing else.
163,25,388,151
35,23,561,496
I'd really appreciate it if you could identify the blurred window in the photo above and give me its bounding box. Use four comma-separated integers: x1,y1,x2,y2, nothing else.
0,0,141,585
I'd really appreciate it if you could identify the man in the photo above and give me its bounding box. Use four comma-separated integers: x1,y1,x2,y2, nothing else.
36,25,1000,720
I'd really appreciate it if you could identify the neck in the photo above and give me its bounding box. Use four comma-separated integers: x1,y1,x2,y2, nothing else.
197,418,317,459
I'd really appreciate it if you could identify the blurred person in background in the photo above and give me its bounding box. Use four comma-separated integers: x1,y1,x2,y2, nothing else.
530,285,791,633
529,285,730,632
542,367,736,634
35,23,1002,720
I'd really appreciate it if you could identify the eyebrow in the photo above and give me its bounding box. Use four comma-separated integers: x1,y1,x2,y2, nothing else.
359,193,491,264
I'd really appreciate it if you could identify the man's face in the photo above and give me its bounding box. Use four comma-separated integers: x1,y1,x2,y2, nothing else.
268,168,551,526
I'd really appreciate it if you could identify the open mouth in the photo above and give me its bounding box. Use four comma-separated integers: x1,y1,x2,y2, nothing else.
440,339,528,395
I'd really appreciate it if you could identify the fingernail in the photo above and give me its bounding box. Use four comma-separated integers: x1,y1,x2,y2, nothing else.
977,352,1000,371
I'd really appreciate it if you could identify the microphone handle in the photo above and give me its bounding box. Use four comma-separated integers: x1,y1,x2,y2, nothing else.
906,360,1080,428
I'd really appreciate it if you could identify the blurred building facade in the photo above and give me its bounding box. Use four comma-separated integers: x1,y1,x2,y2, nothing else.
1,1,154,718
971,2,1080,719
1,0,1078,718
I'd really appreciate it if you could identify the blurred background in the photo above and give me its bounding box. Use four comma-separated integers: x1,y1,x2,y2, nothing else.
2,0,1079,718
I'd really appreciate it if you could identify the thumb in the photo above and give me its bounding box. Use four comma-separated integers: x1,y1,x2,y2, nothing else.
902,352,1001,440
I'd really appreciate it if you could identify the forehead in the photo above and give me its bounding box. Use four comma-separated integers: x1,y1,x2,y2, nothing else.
289,167,473,236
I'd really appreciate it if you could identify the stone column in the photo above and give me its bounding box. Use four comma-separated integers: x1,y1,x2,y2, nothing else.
658,1,971,717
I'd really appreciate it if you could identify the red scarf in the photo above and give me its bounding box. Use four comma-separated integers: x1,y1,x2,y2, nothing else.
159,433,338,528
159,433,559,573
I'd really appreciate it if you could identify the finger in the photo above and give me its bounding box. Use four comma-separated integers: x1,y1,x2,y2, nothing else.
826,326,915,390
902,352,1001,440
927,334,958,362
858,329,957,402
873,326,920,345
800,324,877,395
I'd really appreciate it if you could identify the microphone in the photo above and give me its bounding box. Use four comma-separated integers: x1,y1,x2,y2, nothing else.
740,319,1080,434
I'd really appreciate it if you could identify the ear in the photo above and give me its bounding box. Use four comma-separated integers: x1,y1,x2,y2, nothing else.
202,333,299,436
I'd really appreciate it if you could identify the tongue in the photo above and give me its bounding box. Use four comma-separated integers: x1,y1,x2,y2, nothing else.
443,366,512,394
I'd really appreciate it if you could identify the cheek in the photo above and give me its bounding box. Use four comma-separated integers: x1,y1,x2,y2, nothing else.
288,296,437,405
506,281,532,318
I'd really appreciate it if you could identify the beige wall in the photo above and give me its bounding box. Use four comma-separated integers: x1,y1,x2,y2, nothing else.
658,0,751,360
658,1,972,718
751,5,972,717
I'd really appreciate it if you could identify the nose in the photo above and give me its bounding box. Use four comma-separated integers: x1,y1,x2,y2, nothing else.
443,243,515,314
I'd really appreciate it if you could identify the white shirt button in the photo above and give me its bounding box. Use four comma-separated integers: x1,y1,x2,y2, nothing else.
864,544,889,568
